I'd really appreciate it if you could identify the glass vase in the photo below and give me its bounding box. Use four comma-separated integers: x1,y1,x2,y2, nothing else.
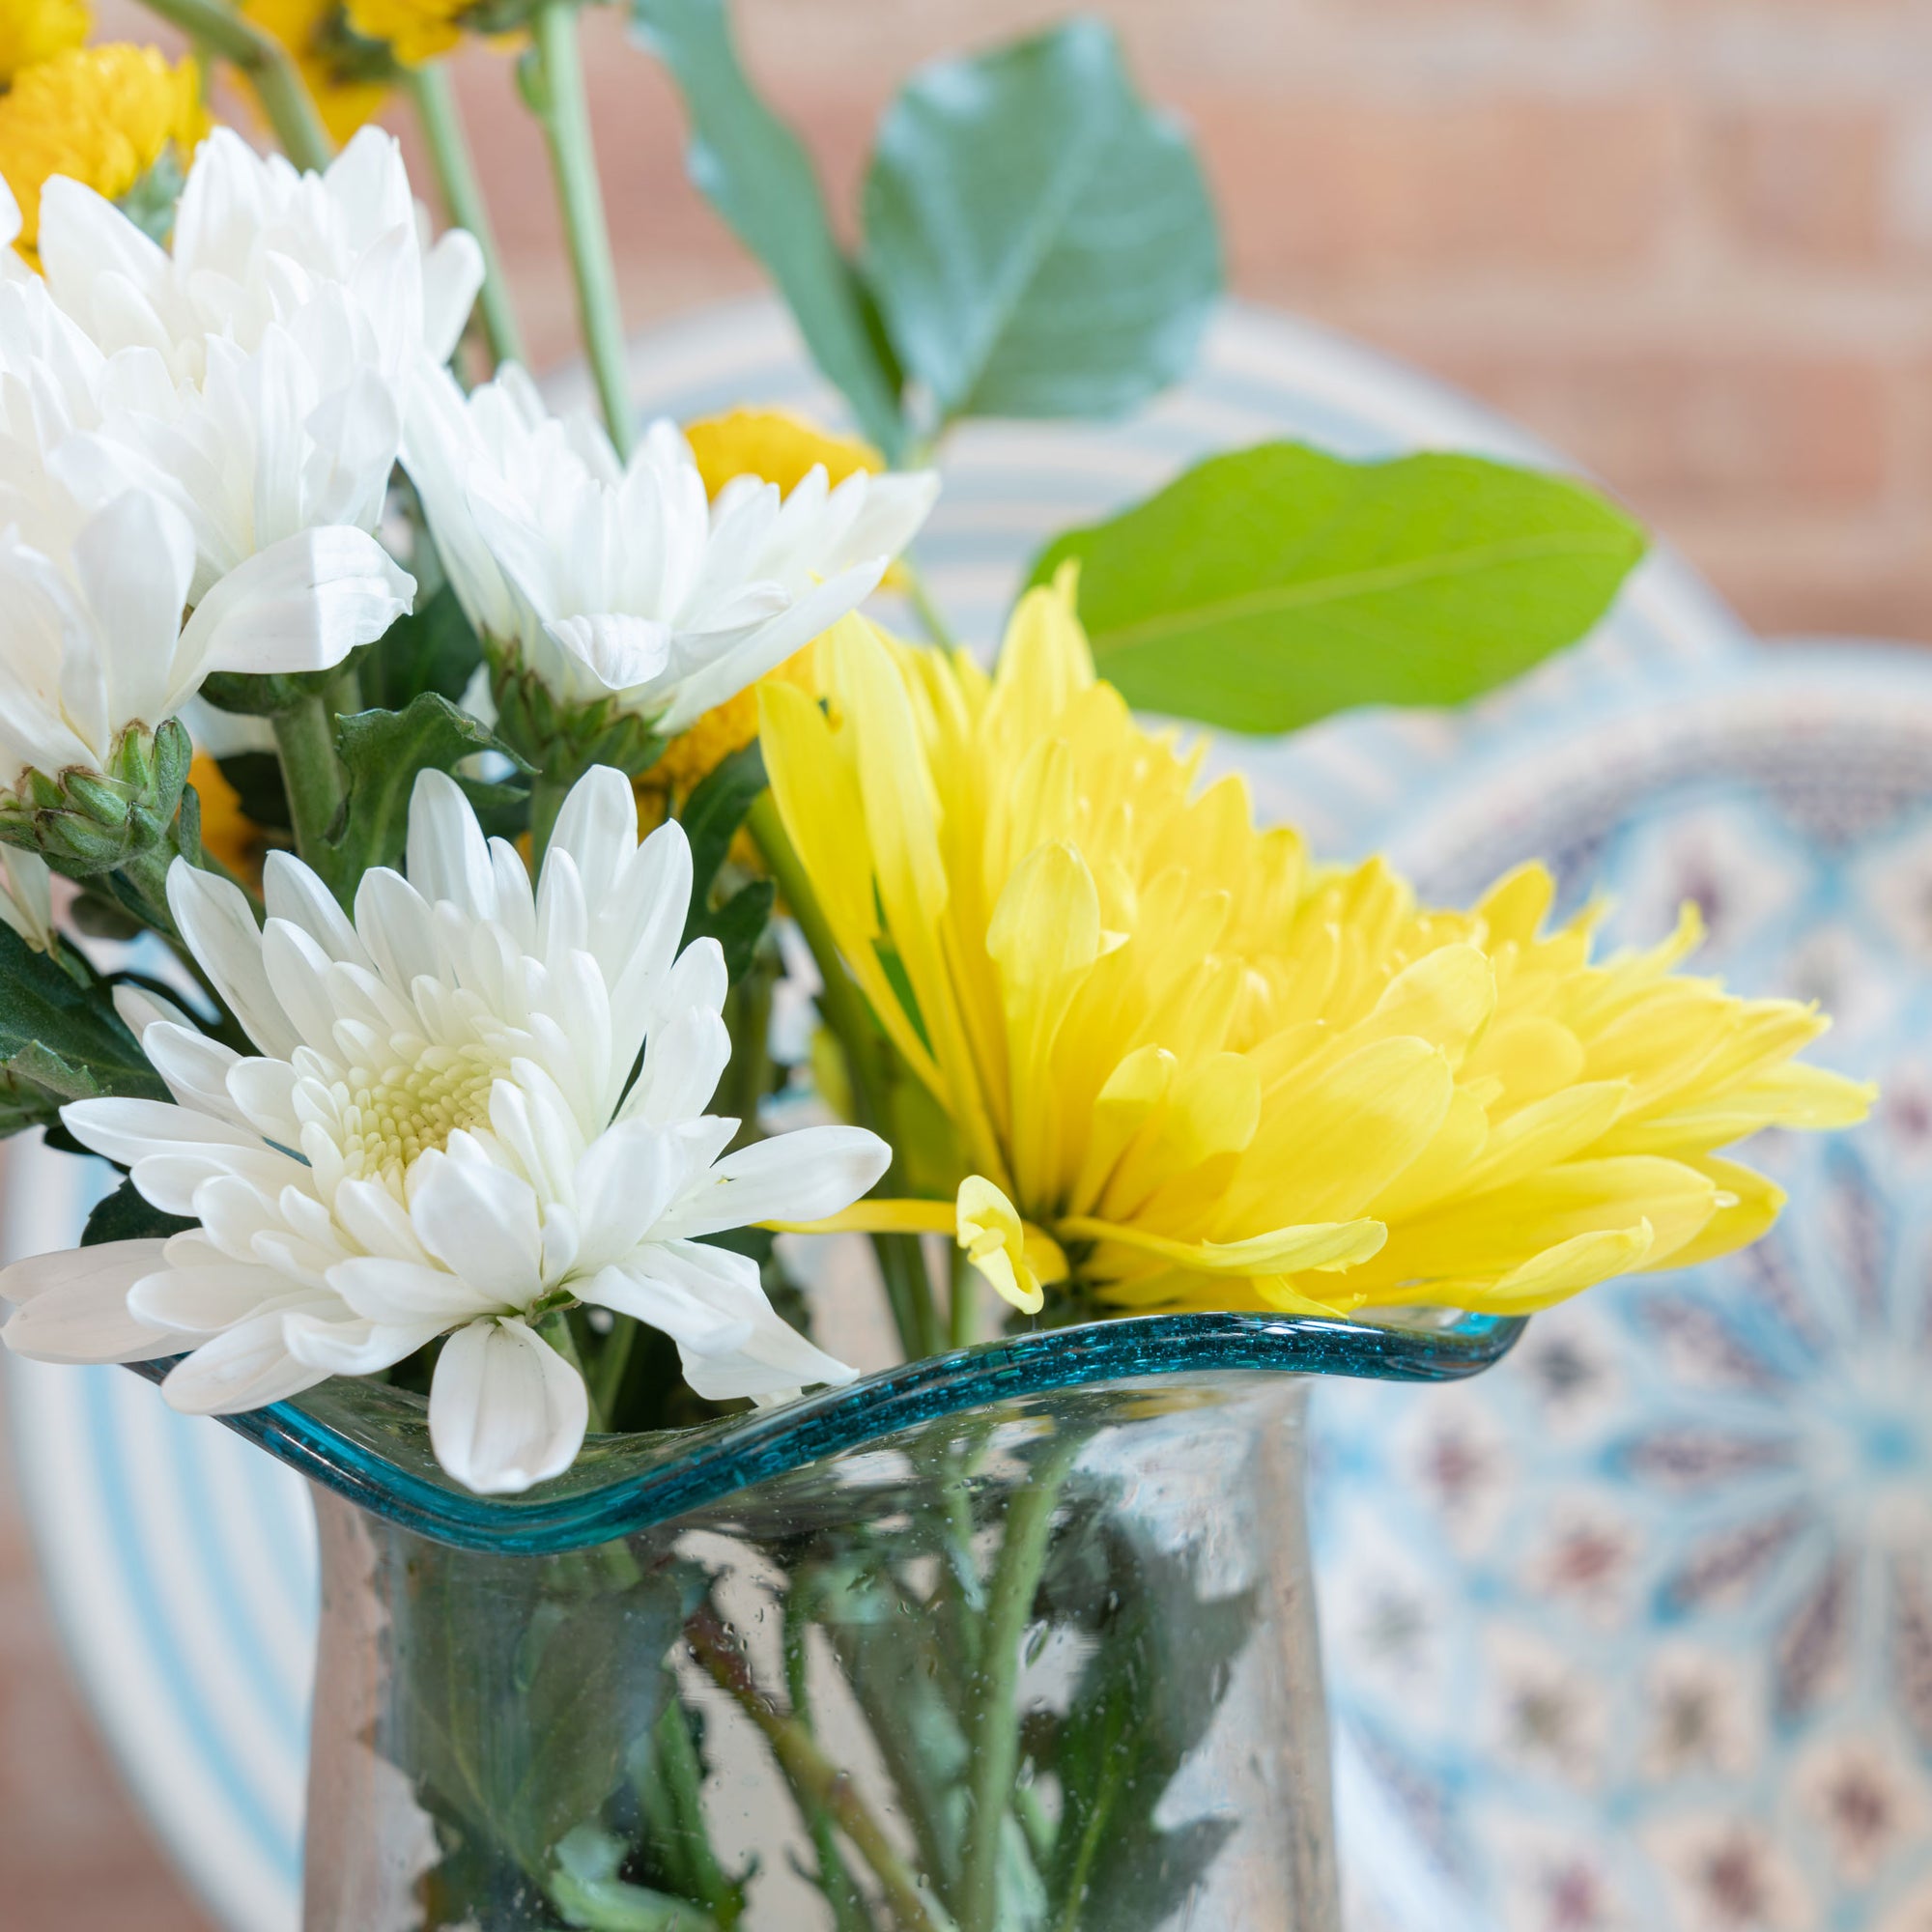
149,1309,1520,1931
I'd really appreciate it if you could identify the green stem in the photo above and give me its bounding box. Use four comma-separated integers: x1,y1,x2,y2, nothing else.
746,790,945,1363
271,696,346,885
646,1697,741,1925
406,60,527,372
956,1433,1083,1932
900,559,956,650
588,1315,638,1429
527,0,632,455
139,0,333,172
687,1606,952,1932
782,1581,870,1932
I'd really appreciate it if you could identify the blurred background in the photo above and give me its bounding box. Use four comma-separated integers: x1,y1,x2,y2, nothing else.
11,0,1932,1924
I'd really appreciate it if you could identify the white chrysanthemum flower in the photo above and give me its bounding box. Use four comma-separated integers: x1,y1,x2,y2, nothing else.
0,845,54,952
0,482,412,792
406,363,939,736
0,766,887,1494
0,126,478,603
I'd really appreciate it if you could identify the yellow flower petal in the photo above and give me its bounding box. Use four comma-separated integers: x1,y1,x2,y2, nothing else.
956,1176,1060,1315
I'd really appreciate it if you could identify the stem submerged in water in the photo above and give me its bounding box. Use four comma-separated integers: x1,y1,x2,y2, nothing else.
955,1431,1083,1932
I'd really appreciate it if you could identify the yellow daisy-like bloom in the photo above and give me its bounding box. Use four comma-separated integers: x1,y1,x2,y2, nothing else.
685,408,884,500
343,0,466,68
241,0,389,145
0,43,206,259
760,569,1874,1321
0,0,89,85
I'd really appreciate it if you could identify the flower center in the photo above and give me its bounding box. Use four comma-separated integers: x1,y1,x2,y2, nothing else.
334,1046,499,1187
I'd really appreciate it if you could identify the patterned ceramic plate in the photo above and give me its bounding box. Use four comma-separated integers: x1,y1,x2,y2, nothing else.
1,296,1744,1932
1318,647,1932,1932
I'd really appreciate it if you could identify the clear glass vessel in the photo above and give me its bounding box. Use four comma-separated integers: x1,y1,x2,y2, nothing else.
146,1309,1521,1931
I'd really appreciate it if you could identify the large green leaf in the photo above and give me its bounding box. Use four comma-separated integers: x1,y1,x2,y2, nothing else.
861,17,1219,426
632,0,905,456
0,925,164,1139
1028,441,1648,733
332,693,530,881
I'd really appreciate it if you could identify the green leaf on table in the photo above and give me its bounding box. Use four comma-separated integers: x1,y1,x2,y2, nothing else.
358,582,486,712
82,1178,195,1248
676,741,766,915
0,924,164,1141
1027,441,1648,733
332,692,531,880
632,0,906,456
861,15,1220,427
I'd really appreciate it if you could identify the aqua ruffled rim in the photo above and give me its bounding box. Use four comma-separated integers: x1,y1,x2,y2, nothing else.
128,1307,1524,1553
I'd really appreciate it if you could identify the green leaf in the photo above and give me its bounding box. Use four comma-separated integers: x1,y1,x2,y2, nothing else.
83,1178,195,1248
632,0,905,456
687,879,774,985
861,16,1220,426
675,742,766,918
360,582,486,712
1028,441,1648,733
1034,1517,1254,1932
0,925,163,1142
332,693,531,880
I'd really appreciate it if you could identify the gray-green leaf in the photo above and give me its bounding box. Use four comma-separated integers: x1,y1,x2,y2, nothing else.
632,0,905,456
1028,441,1647,733
0,925,164,1142
332,693,530,881
862,16,1219,426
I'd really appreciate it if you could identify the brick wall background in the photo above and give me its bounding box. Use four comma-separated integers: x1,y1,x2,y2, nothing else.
13,3,1932,1926
424,0,1932,644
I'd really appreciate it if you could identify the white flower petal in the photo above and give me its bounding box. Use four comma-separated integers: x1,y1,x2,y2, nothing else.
580,1262,753,1355
327,1255,496,1326
128,1258,298,1334
662,1124,892,1238
166,860,300,1058
179,527,416,694
282,1308,441,1376
406,766,497,917
545,612,672,693
429,1317,587,1494
159,1309,334,1414
0,1239,181,1364
406,1149,545,1302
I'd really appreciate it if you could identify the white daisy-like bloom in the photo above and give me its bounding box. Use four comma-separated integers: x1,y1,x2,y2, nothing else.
0,480,412,793
0,766,886,1494
0,127,479,603
405,362,939,736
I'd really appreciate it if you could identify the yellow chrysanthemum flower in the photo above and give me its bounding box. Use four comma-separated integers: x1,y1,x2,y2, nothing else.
0,0,89,85
760,569,1874,1321
343,0,466,67
241,0,389,145
685,408,884,500
0,43,206,260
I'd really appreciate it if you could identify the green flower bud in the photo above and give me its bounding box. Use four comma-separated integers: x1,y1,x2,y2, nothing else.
0,719,193,877
487,640,666,785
